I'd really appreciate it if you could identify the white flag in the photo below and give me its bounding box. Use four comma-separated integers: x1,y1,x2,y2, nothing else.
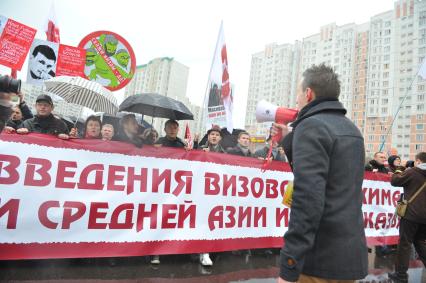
203,21,234,133
419,57,426,80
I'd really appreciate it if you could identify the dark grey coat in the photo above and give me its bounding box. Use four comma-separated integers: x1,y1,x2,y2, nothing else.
279,100,368,281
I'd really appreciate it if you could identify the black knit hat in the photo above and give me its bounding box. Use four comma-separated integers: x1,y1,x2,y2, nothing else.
388,155,401,167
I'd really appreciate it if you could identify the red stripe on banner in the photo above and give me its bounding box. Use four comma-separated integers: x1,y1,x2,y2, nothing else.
0,236,398,260
0,133,392,182
0,133,292,172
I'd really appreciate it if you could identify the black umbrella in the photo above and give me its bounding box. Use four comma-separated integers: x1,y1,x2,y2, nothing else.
119,93,193,120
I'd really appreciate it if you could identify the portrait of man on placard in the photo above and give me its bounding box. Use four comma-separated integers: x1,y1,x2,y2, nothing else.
27,39,58,85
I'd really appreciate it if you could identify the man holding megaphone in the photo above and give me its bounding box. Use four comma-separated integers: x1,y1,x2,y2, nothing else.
263,64,368,283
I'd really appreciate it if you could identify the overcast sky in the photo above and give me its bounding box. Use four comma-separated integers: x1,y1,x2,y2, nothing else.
0,0,395,127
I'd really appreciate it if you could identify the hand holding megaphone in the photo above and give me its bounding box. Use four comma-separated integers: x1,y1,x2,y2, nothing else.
256,99,298,142
255,100,298,125
255,100,298,170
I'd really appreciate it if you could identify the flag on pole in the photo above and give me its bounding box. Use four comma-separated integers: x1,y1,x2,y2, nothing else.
185,122,194,149
10,69,17,79
419,57,426,80
45,2,60,43
203,21,234,133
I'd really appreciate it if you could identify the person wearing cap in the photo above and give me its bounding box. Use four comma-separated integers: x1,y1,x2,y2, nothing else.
155,119,187,148
17,94,69,139
200,126,226,153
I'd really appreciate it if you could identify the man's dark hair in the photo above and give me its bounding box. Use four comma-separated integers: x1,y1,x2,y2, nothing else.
302,64,340,99
83,115,102,137
238,131,250,139
32,45,57,62
415,152,426,163
165,119,179,128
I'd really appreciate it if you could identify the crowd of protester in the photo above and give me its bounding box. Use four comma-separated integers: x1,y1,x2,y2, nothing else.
1,92,425,276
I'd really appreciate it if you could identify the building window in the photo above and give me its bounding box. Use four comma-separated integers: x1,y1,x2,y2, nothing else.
416,144,424,151
417,124,424,131
417,134,424,141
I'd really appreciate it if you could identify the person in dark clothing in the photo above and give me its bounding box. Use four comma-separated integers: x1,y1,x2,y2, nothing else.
155,119,187,148
365,151,389,173
226,132,253,157
0,92,13,132
388,155,405,173
4,92,33,132
200,126,226,153
273,64,367,283
254,135,286,162
17,94,69,139
388,152,426,283
116,114,144,147
405,160,415,168
141,128,159,145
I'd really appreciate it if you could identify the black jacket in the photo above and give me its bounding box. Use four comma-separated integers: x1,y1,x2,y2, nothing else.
6,101,34,129
19,114,69,136
365,160,389,174
254,145,286,161
391,166,426,224
279,100,368,281
116,132,144,148
227,144,253,157
199,143,227,153
155,136,186,148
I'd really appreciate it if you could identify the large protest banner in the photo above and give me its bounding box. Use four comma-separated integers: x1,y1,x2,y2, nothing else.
0,15,37,70
0,133,401,260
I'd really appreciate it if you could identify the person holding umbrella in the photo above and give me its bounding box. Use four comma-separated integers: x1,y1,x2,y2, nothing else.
155,119,187,148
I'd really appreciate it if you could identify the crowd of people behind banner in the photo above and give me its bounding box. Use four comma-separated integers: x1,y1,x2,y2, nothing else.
1,86,426,281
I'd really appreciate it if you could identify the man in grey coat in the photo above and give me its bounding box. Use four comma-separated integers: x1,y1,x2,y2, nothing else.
274,64,368,282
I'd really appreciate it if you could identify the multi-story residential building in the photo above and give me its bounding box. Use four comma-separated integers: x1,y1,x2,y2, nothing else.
244,43,299,137
245,0,426,159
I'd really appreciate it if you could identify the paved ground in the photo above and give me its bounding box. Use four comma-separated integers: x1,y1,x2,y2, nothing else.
0,249,425,282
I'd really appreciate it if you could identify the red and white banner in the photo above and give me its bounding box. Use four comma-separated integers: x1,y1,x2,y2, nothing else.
0,133,401,260
0,15,37,71
204,22,234,133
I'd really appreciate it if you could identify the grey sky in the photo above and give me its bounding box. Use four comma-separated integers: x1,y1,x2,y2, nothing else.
0,0,394,128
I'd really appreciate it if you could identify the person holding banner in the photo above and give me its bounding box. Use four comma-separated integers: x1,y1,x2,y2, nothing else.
226,132,253,157
273,64,368,283
200,126,226,153
17,94,69,139
82,115,102,139
155,119,187,148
